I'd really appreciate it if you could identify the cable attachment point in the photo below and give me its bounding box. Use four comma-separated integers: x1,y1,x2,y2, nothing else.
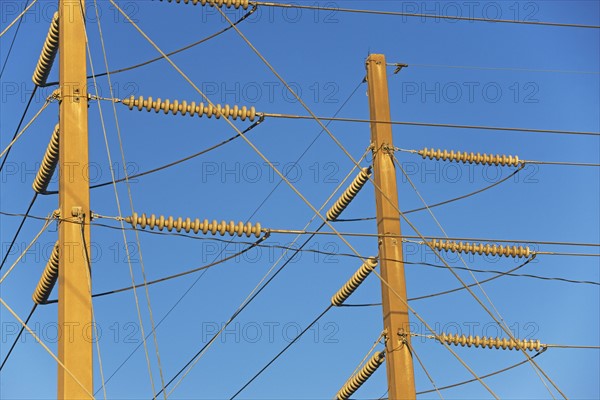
32,12,59,87
390,63,409,74
122,95,258,121
331,257,378,306
429,239,532,258
335,351,385,400
32,241,59,305
418,147,521,167
126,212,263,238
327,167,372,221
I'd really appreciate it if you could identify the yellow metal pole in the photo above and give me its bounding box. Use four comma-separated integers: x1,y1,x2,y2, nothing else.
366,54,416,399
58,0,93,398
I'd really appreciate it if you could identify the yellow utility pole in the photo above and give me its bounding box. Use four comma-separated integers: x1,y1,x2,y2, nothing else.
58,0,93,397
366,54,416,399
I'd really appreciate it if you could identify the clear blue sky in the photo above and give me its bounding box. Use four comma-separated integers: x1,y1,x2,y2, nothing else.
1,0,599,398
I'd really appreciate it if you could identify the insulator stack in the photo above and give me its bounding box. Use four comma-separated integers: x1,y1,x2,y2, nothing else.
32,124,60,194
126,213,263,238
331,258,378,307
418,148,521,167
159,0,250,8
326,167,372,221
335,351,385,400
32,242,59,305
437,332,542,351
429,239,532,258
32,12,59,87
122,96,258,121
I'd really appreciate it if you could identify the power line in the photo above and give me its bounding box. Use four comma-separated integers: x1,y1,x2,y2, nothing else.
159,150,371,397
2,211,599,251
0,194,37,272
229,305,333,398
155,224,326,399
102,94,600,137
250,1,600,29
545,344,600,349
0,94,55,160
43,234,267,303
30,222,600,288
0,304,37,371
41,6,258,87
410,260,599,287
409,256,537,301
387,62,600,75
416,349,547,395
42,119,264,194
117,4,562,393
525,160,600,167
336,165,525,221
261,112,600,137
0,0,30,79
0,88,38,173
0,0,39,39
93,78,366,395
86,1,167,393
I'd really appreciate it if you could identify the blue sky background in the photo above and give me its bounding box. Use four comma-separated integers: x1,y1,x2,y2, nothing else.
1,0,599,398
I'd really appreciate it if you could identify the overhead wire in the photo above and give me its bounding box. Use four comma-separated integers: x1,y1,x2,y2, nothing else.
392,154,556,396
0,303,37,371
0,93,55,160
0,0,30,79
416,348,547,395
45,220,600,287
43,234,268,303
42,5,257,87
0,0,39,38
544,344,600,349
0,87,38,173
0,213,52,285
42,119,264,194
86,0,161,394
2,1,592,396
335,163,525,221
210,6,498,398
408,260,599,287
229,306,333,398
409,256,537,301
108,3,402,395
211,8,566,396
97,95,600,137
62,4,575,396
2,209,598,252
248,1,600,29
93,73,364,396
92,3,170,393
405,340,443,400
261,112,600,137
0,297,95,399
79,222,108,400
160,150,372,398
0,194,37,272
524,160,600,167
386,62,600,75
